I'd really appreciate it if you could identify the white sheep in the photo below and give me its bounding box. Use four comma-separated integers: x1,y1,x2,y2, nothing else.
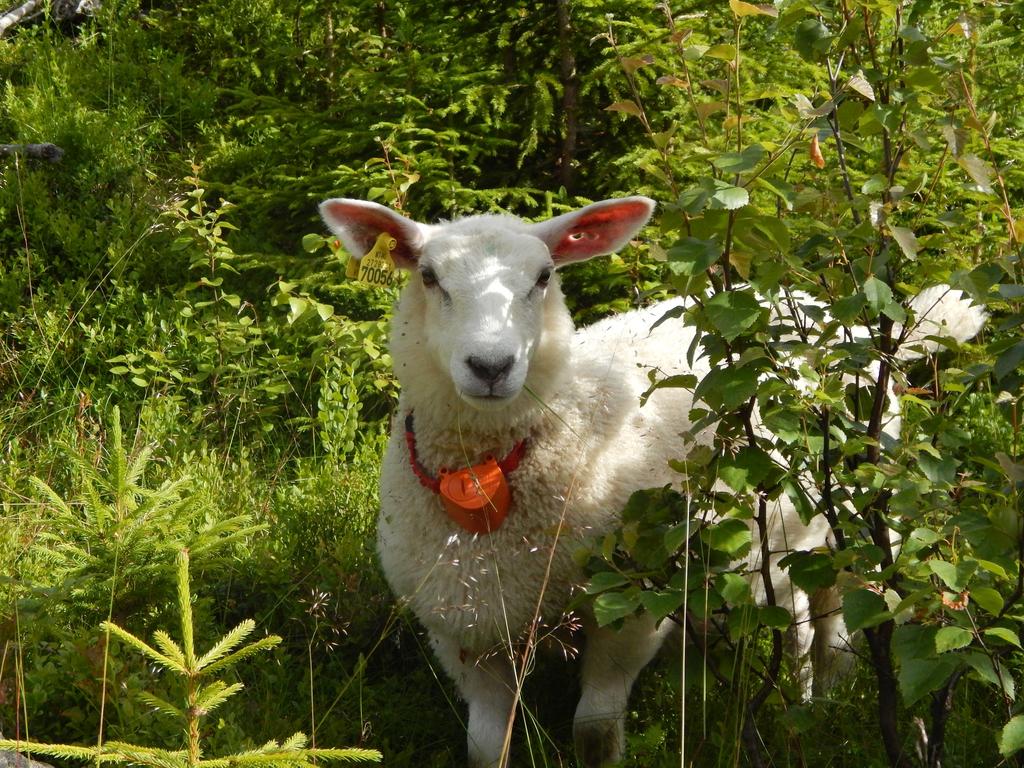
318,196,985,768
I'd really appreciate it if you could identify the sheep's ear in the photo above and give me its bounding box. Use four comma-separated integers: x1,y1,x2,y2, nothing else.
529,196,655,265
319,198,427,268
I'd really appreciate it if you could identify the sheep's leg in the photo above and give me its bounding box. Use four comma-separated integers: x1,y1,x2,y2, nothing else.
574,613,672,767
782,588,816,700
430,634,516,768
809,586,854,697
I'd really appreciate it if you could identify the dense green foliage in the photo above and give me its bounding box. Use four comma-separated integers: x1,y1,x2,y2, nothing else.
1,0,1022,766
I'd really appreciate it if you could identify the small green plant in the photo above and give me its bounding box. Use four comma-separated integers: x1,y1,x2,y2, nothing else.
29,406,255,618
0,549,381,767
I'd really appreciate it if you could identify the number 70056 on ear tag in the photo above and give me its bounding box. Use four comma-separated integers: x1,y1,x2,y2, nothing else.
346,232,398,288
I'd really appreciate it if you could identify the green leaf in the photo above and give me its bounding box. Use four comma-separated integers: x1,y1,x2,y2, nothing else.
705,43,737,60
890,226,920,259
754,177,796,210
831,292,867,323
899,656,959,706
694,365,758,410
667,237,719,276
972,587,1004,615
957,153,994,194
782,480,816,525
200,635,282,677
704,290,762,340
194,680,245,714
712,144,765,174
729,0,777,18
863,276,894,313
794,18,832,61
710,184,749,210
780,551,837,592
893,624,938,665
760,605,792,629
639,589,685,621
843,588,888,631
846,70,875,101
288,296,309,322
927,559,977,591
301,233,325,253
137,691,186,720
703,519,753,557
964,652,1015,699
663,522,690,554
605,100,643,117
984,627,1022,649
594,590,640,626
640,373,698,407
994,341,1024,381
719,447,773,491
677,185,712,214
100,621,187,674
934,626,973,653
999,716,1024,758
718,571,754,604
918,453,958,485
586,571,630,595
728,604,760,639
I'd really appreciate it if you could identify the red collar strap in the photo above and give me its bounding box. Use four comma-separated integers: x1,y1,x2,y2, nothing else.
404,412,527,534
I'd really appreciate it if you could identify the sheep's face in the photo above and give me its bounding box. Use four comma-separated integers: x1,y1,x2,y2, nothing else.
414,228,555,408
319,196,655,411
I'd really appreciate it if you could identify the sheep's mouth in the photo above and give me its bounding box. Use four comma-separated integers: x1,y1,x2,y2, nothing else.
458,390,520,410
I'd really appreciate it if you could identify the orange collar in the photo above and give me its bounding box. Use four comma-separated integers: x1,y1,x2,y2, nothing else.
404,413,527,534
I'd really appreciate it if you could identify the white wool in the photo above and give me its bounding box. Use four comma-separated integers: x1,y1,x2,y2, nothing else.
320,196,986,768
379,289,695,650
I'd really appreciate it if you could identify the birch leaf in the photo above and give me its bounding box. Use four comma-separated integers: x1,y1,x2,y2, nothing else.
729,0,778,17
847,70,875,101
958,153,995,193
605,100,643,117
890,226,920,259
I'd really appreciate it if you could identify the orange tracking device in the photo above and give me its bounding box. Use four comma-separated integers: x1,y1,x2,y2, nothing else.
405,412,524,535
439,458,511,534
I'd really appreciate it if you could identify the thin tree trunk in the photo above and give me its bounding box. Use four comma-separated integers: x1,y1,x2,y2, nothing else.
556,0,577,193
0,143,64,162
864,621,910,767
926,668,965,767
0,0,44,37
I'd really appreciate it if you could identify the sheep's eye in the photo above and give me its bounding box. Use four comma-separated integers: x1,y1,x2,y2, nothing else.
420,268,438,287
536,268,552,288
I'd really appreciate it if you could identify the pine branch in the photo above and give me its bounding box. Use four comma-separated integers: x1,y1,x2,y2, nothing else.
199,635,281,677
300,749,382,763
100,621,187,674
194,681,244,714
277,735,305,752
28,476,75,517
152,629,187,668
109,405,126,498
176,549,196,668
199,748,382,767
0,742,97,761
196,619,255,671
100,743,188,768
138,690,186,720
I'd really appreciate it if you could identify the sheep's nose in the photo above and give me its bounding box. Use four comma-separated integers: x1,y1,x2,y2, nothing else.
466,354,514,385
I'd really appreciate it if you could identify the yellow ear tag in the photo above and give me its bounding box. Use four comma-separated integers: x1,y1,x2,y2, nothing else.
355,232,399,287
343,241,360,279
